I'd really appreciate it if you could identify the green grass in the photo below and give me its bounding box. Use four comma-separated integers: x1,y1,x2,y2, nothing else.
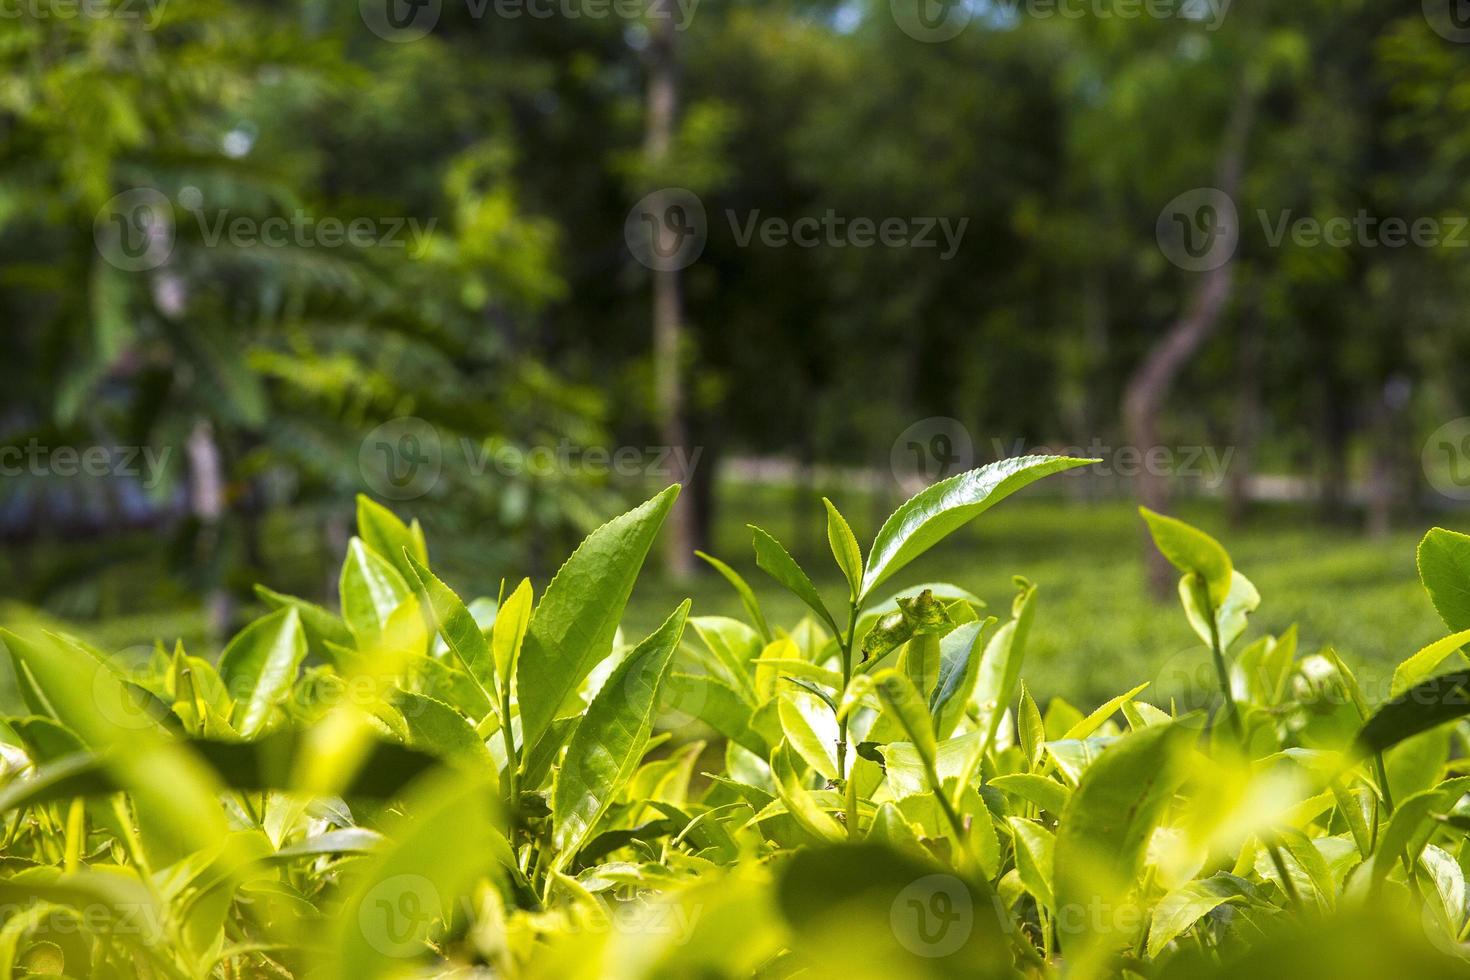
626,482,1448,709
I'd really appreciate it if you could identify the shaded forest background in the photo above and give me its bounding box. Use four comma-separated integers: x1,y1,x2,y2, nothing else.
3,0,1470,646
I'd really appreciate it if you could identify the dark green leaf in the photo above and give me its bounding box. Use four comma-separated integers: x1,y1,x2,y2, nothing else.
1356,670,1470,758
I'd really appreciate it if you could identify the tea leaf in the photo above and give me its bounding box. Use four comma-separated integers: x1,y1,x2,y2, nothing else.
695,550,772,641
339,537,412,642
1356,670,1470,757
861,455,1095,600
492,577,534,689
1391,629,1470,698
327,768,502,980
823,496,864,602
356,494,428,585
1419,528,1470,632
517,486,679,752
1141,508,1234,608
1148,873,1256,957
551,601,690,857
1008,817,1056,912
1055,722,1195,962
217,607,307,738
749,525,840,636
404,553,496,696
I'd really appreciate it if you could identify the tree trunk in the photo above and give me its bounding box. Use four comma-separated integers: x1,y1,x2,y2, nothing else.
1225,294,1262,526
1079,263,1109,503
686,416,719,559
1316,369,1350,525
645,0,694,578
187,418,233,639
1124,84,1253,598
1365,376,1412,537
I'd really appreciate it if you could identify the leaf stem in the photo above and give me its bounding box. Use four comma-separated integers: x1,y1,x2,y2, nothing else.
1207,592,1302,914
843,769,859,842
1206,611,1243,743
500,685,521,841
838,602,860,837
63,797,84,873
930,759,969,844
837,602,859,782
1263,831,1306,913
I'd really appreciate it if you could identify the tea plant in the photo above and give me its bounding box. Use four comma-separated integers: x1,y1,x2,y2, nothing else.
2,457,1470,978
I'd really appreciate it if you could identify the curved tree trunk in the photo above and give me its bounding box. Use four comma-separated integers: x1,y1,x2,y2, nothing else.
1225,292,1262,527
1124,84,1254,597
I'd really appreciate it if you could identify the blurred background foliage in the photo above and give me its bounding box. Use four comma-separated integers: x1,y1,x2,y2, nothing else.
1,0,1469,703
